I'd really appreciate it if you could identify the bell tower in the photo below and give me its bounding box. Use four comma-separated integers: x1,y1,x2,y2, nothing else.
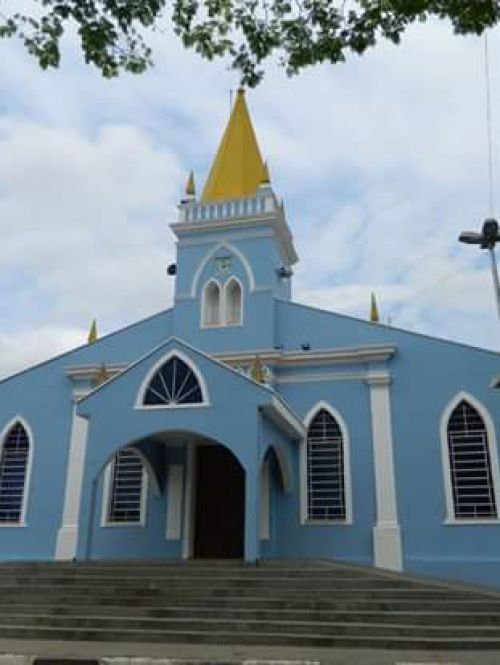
170,90,298,351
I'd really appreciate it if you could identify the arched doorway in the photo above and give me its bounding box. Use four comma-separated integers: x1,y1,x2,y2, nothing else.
193,444,244,558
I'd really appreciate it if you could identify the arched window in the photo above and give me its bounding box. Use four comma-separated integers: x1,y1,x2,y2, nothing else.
143,355,204,406
447,400,497,519
105,448,147,525
202,280,221,326
224,278,242,325
0,421,30,524
306,409,347,521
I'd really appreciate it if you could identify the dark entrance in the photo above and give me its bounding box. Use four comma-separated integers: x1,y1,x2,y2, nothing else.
194,444,244,558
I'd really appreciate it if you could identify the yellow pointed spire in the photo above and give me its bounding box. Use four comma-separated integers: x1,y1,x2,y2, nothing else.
370,292,380,323
201,89,265,203
87,319,98,344
185,170,196,198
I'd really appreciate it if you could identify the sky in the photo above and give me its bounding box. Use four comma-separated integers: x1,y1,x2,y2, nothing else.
1,12,500,379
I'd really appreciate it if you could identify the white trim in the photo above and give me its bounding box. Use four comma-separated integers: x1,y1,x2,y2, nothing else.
260,460,270,540
190,242,256,297
439,391,500,523
223,275,244,326
135,349,210,409
55,410,89,560
177,228,274,247
182,441,196,559
101,448,149,527
276,371,368,385
201,278,222,328
264,444,292,493
301,401,353,526
216,345,396,367
166,464,184,540
262,398,306,440
0,416,34,527
366,378,402,572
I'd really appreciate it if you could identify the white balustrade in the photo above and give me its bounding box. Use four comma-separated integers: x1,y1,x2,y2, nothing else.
178,191,275,224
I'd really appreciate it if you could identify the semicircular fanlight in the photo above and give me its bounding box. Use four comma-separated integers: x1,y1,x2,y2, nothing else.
143,356,204,406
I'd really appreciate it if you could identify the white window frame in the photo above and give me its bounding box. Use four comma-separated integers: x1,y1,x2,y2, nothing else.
440,391,500,525
201,278,222,328
0,416,34,528
101,448,149,527
135,349,210,410
301,401,353,526
223,276,244,326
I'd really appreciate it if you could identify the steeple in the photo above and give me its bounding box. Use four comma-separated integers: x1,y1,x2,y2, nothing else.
201,89,266,203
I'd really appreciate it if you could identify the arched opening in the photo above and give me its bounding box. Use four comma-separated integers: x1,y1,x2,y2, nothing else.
202,280,221,326
447,399,497,519
193,443,245,558
0,419,31,524
224,278,242,325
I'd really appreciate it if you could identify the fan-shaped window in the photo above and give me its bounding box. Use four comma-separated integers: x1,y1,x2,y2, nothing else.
447,400,497,519
106,448,146,525
307,409,346,521
143,355,204,406
225,278,242,325
202,280,221,326
0,421,30,524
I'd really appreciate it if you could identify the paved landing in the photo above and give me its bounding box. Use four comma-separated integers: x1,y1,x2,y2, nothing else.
0,641,499,665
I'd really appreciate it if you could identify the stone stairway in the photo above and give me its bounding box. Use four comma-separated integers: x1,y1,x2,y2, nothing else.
0,560,499,650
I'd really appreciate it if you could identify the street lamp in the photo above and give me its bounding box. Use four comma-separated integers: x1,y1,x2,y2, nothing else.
459,218,500,320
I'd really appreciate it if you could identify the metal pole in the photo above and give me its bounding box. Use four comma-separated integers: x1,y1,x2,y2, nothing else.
488,246,500,321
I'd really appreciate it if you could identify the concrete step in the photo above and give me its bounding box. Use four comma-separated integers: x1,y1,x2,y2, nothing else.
0,624,500,650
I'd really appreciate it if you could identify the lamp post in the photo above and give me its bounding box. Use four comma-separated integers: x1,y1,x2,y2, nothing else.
459,218,500,321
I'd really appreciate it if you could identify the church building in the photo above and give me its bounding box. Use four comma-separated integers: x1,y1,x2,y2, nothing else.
0,91,499,588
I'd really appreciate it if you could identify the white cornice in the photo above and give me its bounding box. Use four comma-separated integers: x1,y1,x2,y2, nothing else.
171,212,298,266
216,344,397,367
65,363,129,382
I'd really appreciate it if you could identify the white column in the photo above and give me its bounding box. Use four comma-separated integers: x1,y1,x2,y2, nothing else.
366,372,402,572
166,464,184,540
260,460,270,540
55,407,89,560
182,441,196,559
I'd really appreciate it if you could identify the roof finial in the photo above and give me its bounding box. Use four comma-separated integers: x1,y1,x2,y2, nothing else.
87,319,98,344
185,170,196,198
370,292,380,323
250,356,266,384
260,161,271,186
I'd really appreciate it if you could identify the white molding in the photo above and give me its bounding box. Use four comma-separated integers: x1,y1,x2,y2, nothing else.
166,464,183,540
135,349,210,409
65,364,128,382
190,241,256,297
301,402,353,526
182,442,196,559
276,371,368,385
264,444,292,493
0,416,34,527
55,410,88,560
177,228,274,247
439,391,500,523
366,379,402,571
263,397,306,440
260,460,270,540
201,278,222,328
216,344,396,368
101,448,149,527
223,275,244,326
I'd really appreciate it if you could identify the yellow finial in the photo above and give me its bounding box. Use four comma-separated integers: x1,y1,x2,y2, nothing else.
94,363,109,386
250,356,266,384
201,89,265,203
87,319,98,344
370,292,380,323
185,170,196,198
260,161,271,185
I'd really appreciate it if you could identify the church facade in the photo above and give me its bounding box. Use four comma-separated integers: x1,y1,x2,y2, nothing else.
1,91,499,588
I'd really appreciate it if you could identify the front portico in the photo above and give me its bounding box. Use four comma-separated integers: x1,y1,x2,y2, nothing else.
56,338,302,563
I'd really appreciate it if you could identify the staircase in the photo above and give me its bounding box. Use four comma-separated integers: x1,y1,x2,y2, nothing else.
0,560,500,650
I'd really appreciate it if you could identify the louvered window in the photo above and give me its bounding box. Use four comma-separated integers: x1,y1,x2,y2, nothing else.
0,422,30,524
447,400,497,519
143,356,203,406
107,449,145,524
307,409,346,521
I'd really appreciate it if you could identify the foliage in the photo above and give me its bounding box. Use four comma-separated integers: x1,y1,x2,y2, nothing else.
1,1,499,85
